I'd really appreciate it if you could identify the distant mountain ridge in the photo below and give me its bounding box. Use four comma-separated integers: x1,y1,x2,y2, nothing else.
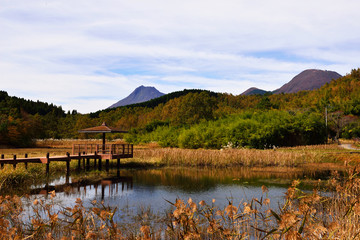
108,85,165,109
241,69,342,96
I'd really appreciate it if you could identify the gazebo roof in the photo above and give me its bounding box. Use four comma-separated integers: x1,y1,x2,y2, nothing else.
78,122,128,133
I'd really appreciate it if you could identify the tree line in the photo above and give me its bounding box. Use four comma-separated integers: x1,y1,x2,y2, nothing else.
1,68,359,148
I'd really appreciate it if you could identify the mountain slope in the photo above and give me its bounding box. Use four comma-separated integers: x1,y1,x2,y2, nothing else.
241,87,269,96
108,86,165,109
273,69,342,94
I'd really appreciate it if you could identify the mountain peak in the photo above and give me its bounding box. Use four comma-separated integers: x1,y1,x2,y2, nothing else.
108,86,165,109
273,69,342,94
241,87,269,96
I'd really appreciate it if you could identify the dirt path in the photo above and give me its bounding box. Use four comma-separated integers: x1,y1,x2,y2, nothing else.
340,143,360,150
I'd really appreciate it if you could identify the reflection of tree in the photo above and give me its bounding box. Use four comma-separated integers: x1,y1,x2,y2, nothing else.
328,111,358,143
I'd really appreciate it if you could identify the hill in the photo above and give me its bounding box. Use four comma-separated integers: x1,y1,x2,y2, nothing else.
0,90,64,116
241,87,269,96
108,86,165,109
273,69,342,94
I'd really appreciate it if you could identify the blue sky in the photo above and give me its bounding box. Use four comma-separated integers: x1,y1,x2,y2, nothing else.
1,0,359,113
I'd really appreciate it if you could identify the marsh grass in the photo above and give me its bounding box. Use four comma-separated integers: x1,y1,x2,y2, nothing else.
132,146,345,168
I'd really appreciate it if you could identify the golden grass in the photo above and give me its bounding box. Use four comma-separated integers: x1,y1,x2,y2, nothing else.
132,147,342,168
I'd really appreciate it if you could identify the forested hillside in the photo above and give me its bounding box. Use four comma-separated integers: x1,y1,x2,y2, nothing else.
1,68,359,148
0,91,65,146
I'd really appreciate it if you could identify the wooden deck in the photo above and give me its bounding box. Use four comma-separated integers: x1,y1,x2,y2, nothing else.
0,144,133,174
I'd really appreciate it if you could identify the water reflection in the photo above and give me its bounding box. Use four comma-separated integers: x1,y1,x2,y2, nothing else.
19,166,339,215
125,167,336,192
30,175,133,200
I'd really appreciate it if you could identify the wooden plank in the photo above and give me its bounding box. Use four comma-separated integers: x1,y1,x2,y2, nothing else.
40,157,49,164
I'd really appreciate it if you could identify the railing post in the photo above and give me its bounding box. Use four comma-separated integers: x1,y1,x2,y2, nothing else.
24,153,28,169
13,155,17,169
46,153,50,175
131,144,133,155
94,151,97,169
106,159,109,172
83,151,86,169
86,156,90,171
78,152,81,170
66,152,70,175
117,158,120,177
1,154,4,169
123,144,125,155
117,158,120,169
98,157,102,171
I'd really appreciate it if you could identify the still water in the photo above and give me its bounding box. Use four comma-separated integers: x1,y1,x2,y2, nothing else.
24,167,335,217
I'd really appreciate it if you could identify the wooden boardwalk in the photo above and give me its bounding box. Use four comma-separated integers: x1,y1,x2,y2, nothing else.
0,144,133,175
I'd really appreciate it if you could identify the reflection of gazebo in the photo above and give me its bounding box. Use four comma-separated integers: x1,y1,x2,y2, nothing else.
75,122,130,155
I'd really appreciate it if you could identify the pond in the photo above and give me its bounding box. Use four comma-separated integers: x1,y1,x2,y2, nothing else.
22,166,336,220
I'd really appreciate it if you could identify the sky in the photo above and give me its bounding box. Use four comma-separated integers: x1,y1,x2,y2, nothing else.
1,0,360,113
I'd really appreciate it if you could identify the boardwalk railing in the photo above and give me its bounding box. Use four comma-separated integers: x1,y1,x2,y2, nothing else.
0,143,134,175
72,144,133,155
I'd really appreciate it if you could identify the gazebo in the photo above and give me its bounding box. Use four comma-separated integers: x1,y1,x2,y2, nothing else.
75,122,129,155
78,122,128,147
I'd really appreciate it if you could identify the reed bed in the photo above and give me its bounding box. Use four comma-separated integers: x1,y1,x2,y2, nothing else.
133,148,335,168
0,167,360,239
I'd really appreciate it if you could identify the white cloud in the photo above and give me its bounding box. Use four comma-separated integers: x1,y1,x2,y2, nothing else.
0,0,359,112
